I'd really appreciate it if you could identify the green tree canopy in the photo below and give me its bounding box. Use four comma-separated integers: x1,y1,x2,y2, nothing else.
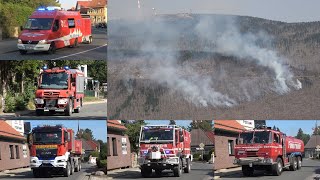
123,120,147,153
169,120,176,125
76,128,94,141
295,128,310,145
188,120,212,131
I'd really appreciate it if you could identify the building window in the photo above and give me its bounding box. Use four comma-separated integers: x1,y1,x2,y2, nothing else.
15,145,20,159
112,138,118,156
228,140,234,156
107,137,111,156
9,145,14,159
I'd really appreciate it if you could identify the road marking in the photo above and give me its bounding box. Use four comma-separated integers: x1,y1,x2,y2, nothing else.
50,43,107,60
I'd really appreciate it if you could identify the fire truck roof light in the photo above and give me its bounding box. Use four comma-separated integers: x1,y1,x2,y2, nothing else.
64,66,70,70
42,65,48,70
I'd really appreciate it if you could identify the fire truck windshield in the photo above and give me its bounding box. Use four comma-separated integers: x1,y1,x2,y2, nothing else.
239,131,271,144
24,18,53,30
39,73,69,89
140,129,174,142
33,131,62,144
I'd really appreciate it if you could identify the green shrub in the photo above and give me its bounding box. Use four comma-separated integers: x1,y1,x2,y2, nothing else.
90,151,100,157
203,154,211,162
193,153,200,159
4,94,16,112
84,156,89,162
15,95,27,111
97,159,107,168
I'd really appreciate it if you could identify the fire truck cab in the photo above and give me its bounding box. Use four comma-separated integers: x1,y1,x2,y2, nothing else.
34,65,85,116
234,126,304,176
28,125,83,177
18,6,92,55
138,125,192,177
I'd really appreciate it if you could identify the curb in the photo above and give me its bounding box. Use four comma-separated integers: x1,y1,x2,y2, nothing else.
83,100,107,105
214,167,241,179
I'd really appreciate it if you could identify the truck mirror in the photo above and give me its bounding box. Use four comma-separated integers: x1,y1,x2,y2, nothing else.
71,82,76,86
52,26,58,32
27,134,32,145
180,135,184,142
236,139,238,145
20,26,23,31
64,131,69,142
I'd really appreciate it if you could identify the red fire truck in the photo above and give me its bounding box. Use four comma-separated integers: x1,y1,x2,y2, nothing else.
28,125,83,177
138,125,192,177
34,65,85,116
234,126,304,176
18,6,92,55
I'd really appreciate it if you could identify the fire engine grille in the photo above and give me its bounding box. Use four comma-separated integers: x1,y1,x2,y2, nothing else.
22,40,39,44
36,148,58,160
246,151,258,157
44,91,60,98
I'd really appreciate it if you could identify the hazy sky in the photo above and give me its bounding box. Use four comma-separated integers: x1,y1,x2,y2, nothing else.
109,0,320,22
59,0,79,9
27,120,107,142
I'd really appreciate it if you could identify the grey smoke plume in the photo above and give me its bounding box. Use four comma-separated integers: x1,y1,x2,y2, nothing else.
110,14,302,107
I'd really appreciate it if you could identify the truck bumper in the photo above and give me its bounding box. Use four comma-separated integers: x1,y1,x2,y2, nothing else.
18,44,50,51
234,157,275,166
36,107,66,112
30,156,67,169
138,157,179,170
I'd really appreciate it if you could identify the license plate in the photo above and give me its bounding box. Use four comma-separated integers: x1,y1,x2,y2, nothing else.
43,160,51,164
25,45,35,50
249,163,253,167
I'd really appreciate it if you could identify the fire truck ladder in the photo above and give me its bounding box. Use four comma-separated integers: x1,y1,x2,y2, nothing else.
282,135,288,165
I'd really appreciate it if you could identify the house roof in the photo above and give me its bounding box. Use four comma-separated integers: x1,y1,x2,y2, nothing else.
81,139,99,151
107,120,127,131
191,128,214,146
214,120,245,133
0,120,25,140
77,0,106,9
305,135,320,149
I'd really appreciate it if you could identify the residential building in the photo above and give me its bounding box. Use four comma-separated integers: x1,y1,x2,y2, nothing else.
236,120,255,130
76,0,107,25
305,135,320,158
81,139,100,157
0,120,29,171
5,120,24,135
214,120,245,170
107,120,131,170
190,128,214,155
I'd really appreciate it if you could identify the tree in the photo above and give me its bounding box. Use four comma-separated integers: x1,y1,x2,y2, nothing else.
295,128,310,145
188,120,212,131
169,120,176,125
255,120,266,128
76,128,94,140
123,120,147,153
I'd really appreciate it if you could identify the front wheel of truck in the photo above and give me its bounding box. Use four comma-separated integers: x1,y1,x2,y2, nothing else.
184,158,191,173
141,167,152,178
65,99,73,116
242,165,254,177
273,157,283,176
173,159,182,177
64,161,71,177
33,169,40,178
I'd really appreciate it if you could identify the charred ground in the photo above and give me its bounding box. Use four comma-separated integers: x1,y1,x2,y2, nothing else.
108,14,320,119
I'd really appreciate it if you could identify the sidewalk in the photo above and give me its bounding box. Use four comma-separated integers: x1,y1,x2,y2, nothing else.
0,38,18,54
107,167,140,179
213,166,241,179
0,167,31,178
83,99,107,105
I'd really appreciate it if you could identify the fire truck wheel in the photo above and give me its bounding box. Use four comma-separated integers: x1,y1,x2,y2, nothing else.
273,157,283,176
173,159,182,177
33,169,40,178
297,156,302,170
47,42,56,54
64,161,71,177
88,36,93,44
70,38,78,48
184,158,191,173
242,165,254,177
71,161,75,175
65,99,73,116
35,109,44,116
289,157,298,171
155,170,162,177
19,50,27,55
141,167,152,177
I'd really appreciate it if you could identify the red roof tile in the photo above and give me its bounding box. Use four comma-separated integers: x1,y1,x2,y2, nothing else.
214,120,245,133
107,120,127,131
205,131,215,142
0,121,25,140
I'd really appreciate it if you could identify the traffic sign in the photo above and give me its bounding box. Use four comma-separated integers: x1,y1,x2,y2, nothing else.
199,143,205,149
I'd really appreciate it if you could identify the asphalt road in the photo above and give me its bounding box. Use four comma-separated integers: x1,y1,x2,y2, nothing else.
108,162,213,180
0,101,107,120
0,28,107,60
0,163,95,180
219,159,320,180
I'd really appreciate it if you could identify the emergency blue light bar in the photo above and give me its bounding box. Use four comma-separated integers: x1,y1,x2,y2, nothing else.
64,66,70,70
42,65,48,70
38,8,46,11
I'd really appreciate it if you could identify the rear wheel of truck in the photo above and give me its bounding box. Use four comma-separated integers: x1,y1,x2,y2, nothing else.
70,161,75,175
75,162,80,172
88,36,93,44
19,50,27,55
47,42,56,54
173,159,182,177
65,99,73,116
141,167,152,178
33,169,40,178
64,161,71,177
297,156,302,170
74,99,81,113
35,109,44,116
242,165,254,177
289,157,297,171
273,157,283,176
184,158,191,173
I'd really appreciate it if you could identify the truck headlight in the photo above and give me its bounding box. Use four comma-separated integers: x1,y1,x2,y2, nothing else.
265,158,273,163
31,159,37,163
18,39,22,44
39,40,48,44
167,158,178,164
58,98,69,105
34,98,44,104
233,159,239,164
